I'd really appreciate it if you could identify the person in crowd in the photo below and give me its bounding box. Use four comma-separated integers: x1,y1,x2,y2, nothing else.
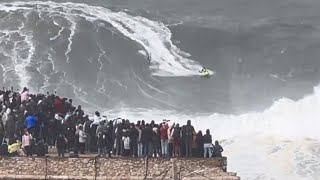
78,125,86,154
104,121,113,158
75,105,84,118
136,124,143,157
20,87,29,103
113,119,123,156
56,133,67,157
122,132,130,157
129,123,138,157
183,120,195,157
90,111,101,152
171,123,181,157
63,99,73,114
97,132,106,157
83,115,92,152
160,123,169,157
191,131,198,157
24,112,38,135
168,123,174,157
196,131,204,158
96,120,105,137
4,108,15,140
151,127,160,157
22,130,32,156
203,129,213,158
47,116,58,148
53,96,64,115
213,140,224,157
142,124,153,157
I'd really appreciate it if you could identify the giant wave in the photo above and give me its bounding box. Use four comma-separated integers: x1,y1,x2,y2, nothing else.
1,1,320,180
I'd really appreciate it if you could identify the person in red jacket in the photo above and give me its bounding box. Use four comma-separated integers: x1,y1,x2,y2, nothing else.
54,96,64,114
160,123,169,157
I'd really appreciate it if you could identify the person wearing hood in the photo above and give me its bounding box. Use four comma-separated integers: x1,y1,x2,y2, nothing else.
183,120,195,157
213,140,224,157
203,129,213,158
75,105,84,118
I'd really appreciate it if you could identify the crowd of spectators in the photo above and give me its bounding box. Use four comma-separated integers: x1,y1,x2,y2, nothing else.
0,87,223,158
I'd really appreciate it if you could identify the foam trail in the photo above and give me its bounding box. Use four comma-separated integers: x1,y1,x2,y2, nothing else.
136,84,177,108
50,27,65,41
113,80,128,91
48,48,57,73
96,42,107,70
131,69,167,95
64,17,76,63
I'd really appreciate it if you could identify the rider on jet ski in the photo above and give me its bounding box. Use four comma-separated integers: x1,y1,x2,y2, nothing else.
200,67,209,74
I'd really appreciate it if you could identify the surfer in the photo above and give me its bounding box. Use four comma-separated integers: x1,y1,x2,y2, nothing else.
199,67,209,74
147,53,151,62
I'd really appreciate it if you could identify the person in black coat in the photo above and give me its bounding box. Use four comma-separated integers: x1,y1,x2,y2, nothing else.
213,140,224,157
196,131,204,158
141,124,153,157
203,129,213,158
183,120,195,157
128,123,138,157
56,133,67,157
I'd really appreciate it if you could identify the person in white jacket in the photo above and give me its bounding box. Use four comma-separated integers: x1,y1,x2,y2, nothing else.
78,125,86,154
91,111,102,127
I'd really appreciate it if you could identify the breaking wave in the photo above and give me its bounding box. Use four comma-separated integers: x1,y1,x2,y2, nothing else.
1,1,320,180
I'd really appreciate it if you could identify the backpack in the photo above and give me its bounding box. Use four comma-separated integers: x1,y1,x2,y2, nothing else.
172,127,180,139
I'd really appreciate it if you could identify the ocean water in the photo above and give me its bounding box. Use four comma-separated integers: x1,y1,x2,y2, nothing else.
0,0,320,179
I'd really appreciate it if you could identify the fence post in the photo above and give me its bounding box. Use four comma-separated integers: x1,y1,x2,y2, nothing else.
94,157,97,180
144,156,149,180
45,156,48,180
171,159,178,180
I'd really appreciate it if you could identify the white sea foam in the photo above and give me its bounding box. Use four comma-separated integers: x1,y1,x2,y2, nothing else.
103,84,320,180
1,1,206,77
0,11,34,90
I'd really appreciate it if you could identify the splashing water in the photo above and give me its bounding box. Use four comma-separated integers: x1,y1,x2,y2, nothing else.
104,84,320,180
